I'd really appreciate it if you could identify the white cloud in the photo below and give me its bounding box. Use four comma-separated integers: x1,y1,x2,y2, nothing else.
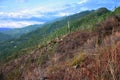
55,12,74,17
30,6,68,14
0,9,44,19
78,0,88,4
0,1,90,28
0,20,44,28
16,0,27,3
80,7,88,11
0,6,66,19
0,6,67,28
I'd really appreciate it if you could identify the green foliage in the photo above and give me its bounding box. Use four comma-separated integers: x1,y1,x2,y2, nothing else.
0,6,120,62
0,10,91,62
70,7,111,31
114,7,120,14
0,24,42,39
0,32,12,42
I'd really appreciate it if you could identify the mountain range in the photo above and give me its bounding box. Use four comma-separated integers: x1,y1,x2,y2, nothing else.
0,7,120,80
0,7,112,61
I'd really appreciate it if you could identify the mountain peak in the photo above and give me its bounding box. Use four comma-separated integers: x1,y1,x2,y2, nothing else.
96,7,110,13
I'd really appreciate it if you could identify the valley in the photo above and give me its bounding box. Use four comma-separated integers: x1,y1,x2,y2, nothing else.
0,6,120,80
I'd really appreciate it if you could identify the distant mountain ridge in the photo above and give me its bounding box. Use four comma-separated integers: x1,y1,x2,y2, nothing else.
0,7,111,61
0,28,12,31
0,24,43,39
0,7,120,80
0,9,94,61
0,10,93,42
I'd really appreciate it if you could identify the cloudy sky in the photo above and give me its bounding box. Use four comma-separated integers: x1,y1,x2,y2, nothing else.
0,0,119,28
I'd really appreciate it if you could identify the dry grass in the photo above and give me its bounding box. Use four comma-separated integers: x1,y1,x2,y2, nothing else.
1,15,120,80
48,32,120,80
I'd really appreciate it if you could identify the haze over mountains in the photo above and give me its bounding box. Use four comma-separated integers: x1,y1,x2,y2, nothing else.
0,0,120,79
0,24,42,39
0,0,119,28
0,6,120,80
0,6,117,61
0,10,92,42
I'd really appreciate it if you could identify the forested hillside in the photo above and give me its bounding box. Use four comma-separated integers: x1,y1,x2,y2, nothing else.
0,10,93,61
0,24,42,39
0,7,117,61
0,7,120,80
0,33,12,42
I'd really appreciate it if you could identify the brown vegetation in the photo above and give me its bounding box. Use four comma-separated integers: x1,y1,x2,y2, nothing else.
0,15,120,80
48,32,120,80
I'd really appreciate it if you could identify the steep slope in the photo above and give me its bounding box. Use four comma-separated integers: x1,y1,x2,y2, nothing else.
0,15,120,80
0,10,93,62
0,7,117,64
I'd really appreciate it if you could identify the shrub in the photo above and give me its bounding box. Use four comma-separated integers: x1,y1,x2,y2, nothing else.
70,52,85,66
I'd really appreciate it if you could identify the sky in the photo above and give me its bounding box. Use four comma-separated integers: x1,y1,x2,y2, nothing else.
0,0,119,28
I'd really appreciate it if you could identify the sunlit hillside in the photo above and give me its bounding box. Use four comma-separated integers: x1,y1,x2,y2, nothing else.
0,0,120,80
